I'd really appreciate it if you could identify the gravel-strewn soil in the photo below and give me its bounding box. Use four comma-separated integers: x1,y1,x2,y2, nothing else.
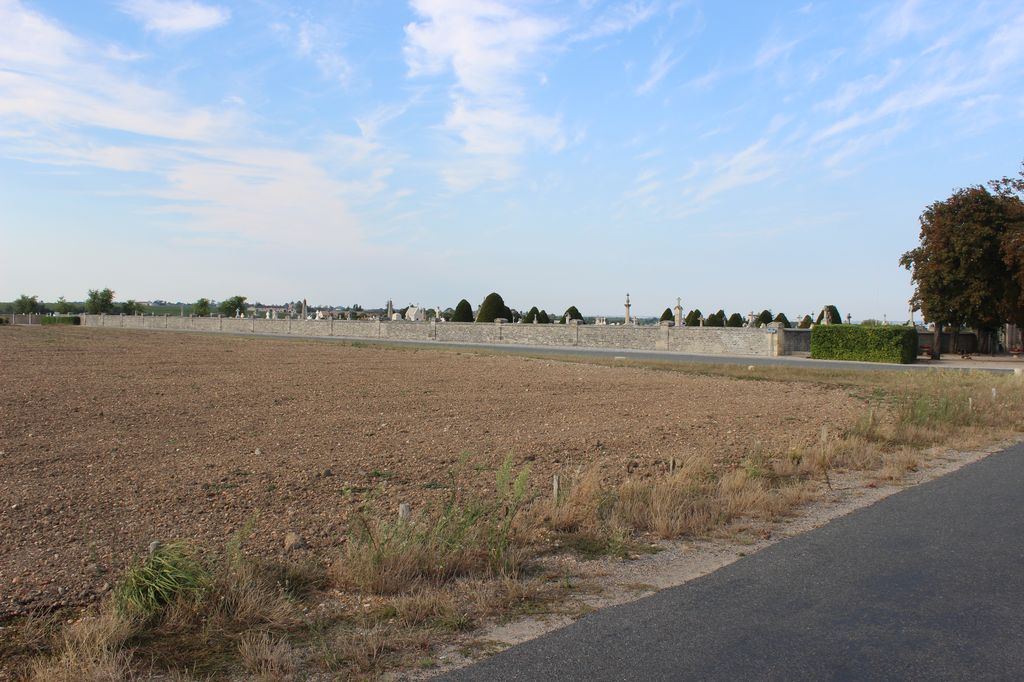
0,326,864,618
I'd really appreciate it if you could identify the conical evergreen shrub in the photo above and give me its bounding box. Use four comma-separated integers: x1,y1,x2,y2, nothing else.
452,299,473,322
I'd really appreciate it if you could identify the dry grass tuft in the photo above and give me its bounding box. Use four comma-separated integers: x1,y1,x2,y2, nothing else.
28,611,138,682
333,457,532,595
237,630,297,681
542,450,812,544
317,624,429,675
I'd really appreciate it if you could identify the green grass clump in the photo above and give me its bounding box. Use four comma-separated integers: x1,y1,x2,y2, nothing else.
114,543,208,618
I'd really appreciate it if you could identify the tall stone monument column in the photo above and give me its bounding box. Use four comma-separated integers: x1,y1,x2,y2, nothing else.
674,297,683,327
624,293,632,325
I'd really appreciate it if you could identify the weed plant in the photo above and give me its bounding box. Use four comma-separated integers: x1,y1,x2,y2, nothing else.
114,543,207,619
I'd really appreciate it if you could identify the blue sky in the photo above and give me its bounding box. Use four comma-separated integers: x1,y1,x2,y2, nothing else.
1,0,1022,319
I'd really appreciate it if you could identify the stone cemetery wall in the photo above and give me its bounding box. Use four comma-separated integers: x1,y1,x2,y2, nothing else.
667,327,777,355
80,315,794,356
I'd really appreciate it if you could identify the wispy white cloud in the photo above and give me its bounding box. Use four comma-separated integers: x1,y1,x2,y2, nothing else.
686,66,720,89
117,0,230,35
754,34,799,69
623,168,662,205
571,0,659,43
868,0,927,47
817,60,903,113
404,0,564,189
294,20,352,86
0,0,377,249
983,8,1024,71
822,121,910,172
0,0,79,67
104,44,147,62
636,45,681,95
685,139,778,204
811,5,1024,158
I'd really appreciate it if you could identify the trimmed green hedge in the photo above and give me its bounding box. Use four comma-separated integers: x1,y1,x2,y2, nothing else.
810,325,917,364
41,316,81,325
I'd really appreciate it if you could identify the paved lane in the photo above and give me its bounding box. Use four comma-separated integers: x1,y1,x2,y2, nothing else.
444,443,1024,681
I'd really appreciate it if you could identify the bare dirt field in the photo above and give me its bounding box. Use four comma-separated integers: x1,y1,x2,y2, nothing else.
0,326,865,620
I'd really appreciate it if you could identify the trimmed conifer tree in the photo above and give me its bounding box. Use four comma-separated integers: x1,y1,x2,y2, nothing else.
451,299,473,322
660,308,673,322
773,312,791,328
524,306,539,323
564,306,584,322
538,309,551,324
685,309,703,326
726,312,744,327
756,309,773,327
476,293,506,322
815,305,843,325
799,314,813,329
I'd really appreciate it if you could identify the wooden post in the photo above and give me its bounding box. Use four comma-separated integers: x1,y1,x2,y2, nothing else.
398,503,411,521
552,474,560,503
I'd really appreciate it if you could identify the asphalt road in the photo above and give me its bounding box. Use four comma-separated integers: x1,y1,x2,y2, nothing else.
443,442,1024,681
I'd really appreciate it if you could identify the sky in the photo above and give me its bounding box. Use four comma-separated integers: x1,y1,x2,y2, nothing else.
1,0,1022,319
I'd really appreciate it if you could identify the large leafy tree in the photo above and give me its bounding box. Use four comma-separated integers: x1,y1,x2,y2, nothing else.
85,288,115,314
193,298,211,316
451,299,474,322
900,185,1018,354
13,294,39,314
989,165,1024,327
121,299,145,315
218,295,248,317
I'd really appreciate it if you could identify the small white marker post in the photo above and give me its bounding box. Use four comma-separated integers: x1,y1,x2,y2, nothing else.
398,503,411,521
552,474,560,503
